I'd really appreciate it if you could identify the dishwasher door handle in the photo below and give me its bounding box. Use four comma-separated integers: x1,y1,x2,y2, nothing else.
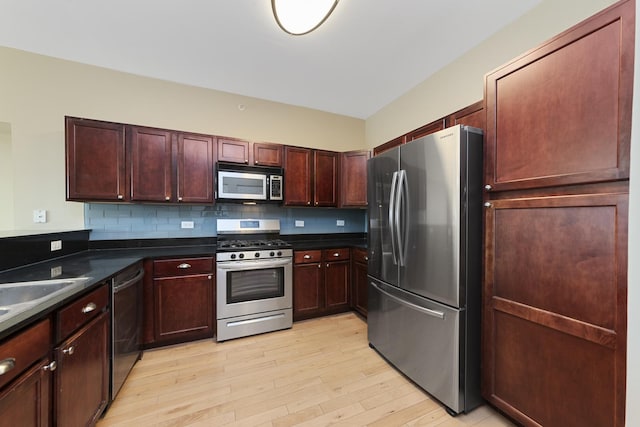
113,268,145,293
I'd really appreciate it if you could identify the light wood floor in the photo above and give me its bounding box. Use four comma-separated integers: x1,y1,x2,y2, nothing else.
98,313,515,427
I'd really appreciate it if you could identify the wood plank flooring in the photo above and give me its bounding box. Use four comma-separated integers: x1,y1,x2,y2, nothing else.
98,313,515,426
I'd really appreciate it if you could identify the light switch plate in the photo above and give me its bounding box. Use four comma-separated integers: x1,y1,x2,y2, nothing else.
33,209,47,223
295,220,305,227
336,220,345,226
181,221,194,229
50,240,62,251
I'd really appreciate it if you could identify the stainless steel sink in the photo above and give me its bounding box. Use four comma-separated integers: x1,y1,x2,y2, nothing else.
0,277,91,321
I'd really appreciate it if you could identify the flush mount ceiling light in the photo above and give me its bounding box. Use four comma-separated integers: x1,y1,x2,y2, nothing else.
272,0,340,35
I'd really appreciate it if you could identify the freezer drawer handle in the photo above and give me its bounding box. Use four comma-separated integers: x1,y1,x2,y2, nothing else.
371,282,445,319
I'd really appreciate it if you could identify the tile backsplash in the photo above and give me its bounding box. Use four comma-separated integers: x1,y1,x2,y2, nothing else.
85,203,367,240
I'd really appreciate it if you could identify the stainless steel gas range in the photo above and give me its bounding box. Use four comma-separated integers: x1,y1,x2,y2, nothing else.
215,219,293,341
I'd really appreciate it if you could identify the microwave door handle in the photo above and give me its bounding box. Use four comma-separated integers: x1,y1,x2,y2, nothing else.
388,171,399,265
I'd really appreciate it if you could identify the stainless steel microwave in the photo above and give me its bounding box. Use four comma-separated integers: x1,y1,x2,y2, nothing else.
216,164,283,203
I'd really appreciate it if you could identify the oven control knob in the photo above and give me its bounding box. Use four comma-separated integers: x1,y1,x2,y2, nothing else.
255,252,260,258
230,254,236,260
270,251,275,257
239,253,244,259
277,251,282,256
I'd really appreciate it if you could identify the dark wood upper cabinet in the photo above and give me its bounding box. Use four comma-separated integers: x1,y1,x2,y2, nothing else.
177,133,215,203
446,100,484,130
284,146,313,206
340,150,369,207
373,136,404,156
217,137,250,165
405,118,446,142
314,150,339,207
253,142,283,167
129,126,174,202
65,117,127,201
484,0,633,192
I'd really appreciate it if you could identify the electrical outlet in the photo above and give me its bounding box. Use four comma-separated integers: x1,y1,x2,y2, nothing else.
50,266,62,277
336,220,345,227
295,220,305,227
33,209,47,223
50,240,62,251
181,221,194,229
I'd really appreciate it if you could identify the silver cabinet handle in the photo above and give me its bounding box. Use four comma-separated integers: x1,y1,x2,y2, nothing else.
178,197,183,202
333,253,340,257
303,254,311,259
177,263,192,269
63,346,75,355
81,302,96,314
0,358,16,375
484,202,492,208
43,361,57,372
165,196,171,201
326,263,329,268
117,195,124,200
484,184,492,191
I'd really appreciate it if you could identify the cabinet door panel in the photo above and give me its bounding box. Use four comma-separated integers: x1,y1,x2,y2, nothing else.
284,147,312,206
177,133,214,203
405,119,445,142
130,127,174,202
293,263,323,320
218,137,249,164
485,2,633,191
340,150,369,207
325,261,349,311
314,150,338,207
253,142,282,167
55,312,109,427
0,360,50,427
483,193,627,426
154,275,213,341
352,259,368,317
490,194,627,330
66,117,126,201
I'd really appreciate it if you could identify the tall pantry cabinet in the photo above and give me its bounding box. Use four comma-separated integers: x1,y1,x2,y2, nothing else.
482,1,634,426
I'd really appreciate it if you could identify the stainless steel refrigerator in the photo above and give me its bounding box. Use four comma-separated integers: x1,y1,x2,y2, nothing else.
367,125,483,415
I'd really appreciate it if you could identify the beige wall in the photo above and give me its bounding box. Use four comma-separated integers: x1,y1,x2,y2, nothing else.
365,0,617,147
0,47,365,231
0,123,13,229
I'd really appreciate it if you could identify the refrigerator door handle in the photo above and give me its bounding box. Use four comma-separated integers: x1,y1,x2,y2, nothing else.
396,169,408,267
371,281,445,319
389,171,399,265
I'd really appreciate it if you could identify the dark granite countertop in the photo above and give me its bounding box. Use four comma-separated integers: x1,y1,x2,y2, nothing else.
0,233,366,339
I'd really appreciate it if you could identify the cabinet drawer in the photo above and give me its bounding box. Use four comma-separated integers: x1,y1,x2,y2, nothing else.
57,284,108,342
323,248,350,262
0,319,50,389
294,250,322,264
153,257,214,277
352,248,368,264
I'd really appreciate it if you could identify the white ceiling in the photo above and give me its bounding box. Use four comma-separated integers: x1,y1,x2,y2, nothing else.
0,0,540,119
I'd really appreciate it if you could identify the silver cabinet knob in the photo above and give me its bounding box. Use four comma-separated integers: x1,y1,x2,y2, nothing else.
207,275,212,280
0,358,16,375
43,361,57,372
333,253,340,257
63,346,75,355
117,195,124,200
364,256,369,261
165,196,171,201
81,302,96,314
484,202,492,208
484,184,492,191
177,263,192,269
318,264,321,268
303,254,311,259
178,197,183,202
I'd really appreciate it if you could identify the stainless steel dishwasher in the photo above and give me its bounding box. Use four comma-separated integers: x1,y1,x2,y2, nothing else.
111,262,144,402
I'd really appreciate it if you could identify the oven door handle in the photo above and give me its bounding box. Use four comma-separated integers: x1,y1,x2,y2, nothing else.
216,258,292,270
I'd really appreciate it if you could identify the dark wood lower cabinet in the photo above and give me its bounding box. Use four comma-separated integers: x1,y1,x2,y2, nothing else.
293,262,324,320
293,249,350,321
154,274,214,342
55,311,109,427
483,192,628,427
0,359,51,427
351,248,368,317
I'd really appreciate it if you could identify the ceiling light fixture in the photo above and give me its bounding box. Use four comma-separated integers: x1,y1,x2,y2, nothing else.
271,0,339,36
